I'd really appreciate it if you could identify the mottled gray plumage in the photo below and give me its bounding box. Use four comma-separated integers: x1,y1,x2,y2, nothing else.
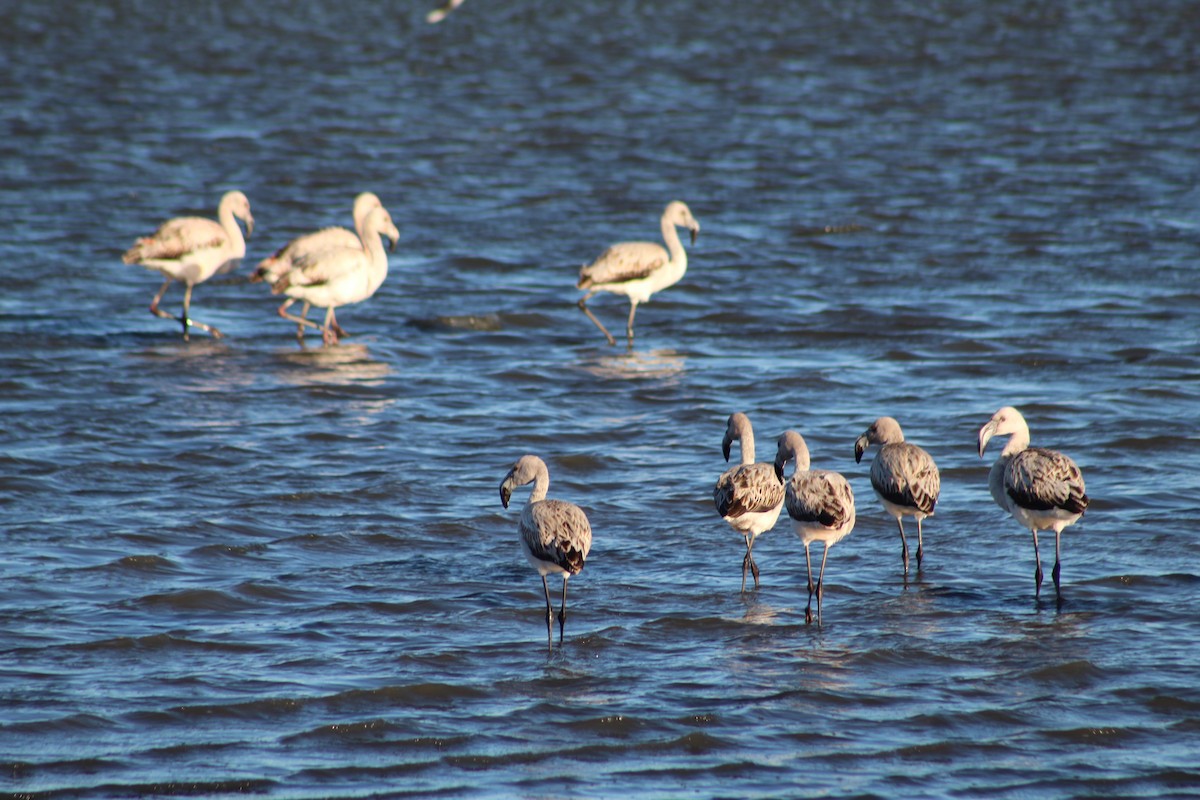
499,455,593,651
784,470,856,532
1005,448,1088,515
774,430,856,625
854,416,940,573
713,412,785,592
714,463,784,520
518,499,592,576
978,406,1089,599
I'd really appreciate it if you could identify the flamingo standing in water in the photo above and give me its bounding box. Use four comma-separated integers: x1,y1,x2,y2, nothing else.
270,206,399,346
500,455,593,653
576,201,699,347
122,190,254,340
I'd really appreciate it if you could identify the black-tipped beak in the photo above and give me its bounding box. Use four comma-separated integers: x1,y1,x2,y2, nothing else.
499,485,511,509
722,439,731,463
854,435,867,464
690,227,698,246
774,460,785,483
977,423,994,458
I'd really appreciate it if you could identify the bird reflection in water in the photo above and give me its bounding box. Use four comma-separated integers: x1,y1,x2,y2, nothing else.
581,347,687,381
277,342,391,388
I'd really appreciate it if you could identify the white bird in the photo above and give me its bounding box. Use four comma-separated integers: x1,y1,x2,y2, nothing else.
854,416,941,575
270,206,399,346
426,0,466,23
713,413,785,592
122,190,254,340
978,406,1089,599
774,430,856,625
251,192,383,287
576,201,700,347
499,455,593,652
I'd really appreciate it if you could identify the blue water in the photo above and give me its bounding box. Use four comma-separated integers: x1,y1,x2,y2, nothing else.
3,1,1200,797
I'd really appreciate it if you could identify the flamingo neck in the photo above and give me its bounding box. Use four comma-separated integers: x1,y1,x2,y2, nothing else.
218,204,246,259
528,470,549,503
661,217,688,272
1000,424,1030,457
361,228,390,291
739,432,755,465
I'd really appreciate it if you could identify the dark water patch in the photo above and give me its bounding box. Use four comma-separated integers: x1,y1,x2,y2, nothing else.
66,632,264,654
980,770,1200,800
126,588,258,614
563,713,659,739
137,739,244,761
1022,659,1106,689
4,756,127,783
169,697,309,723
1108,435,1200,454
0,713,117,735
227,580,308,605
282,719,468,749
189,542,271,559
3,778,278,798
1138,692,1200,717
1040,725,1145,746
324,683,490,714
884,738,1012,763
409,314,504,333
89,554,182,575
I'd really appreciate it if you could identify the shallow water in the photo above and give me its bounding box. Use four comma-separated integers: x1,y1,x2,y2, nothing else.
3,0,1200,797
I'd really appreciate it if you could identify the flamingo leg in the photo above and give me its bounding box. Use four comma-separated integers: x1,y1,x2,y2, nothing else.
541,575,554,654
740,534,761,593
296,301,311,339
148,279,176,322
896,517,910,575
577,291,617,346
804,543,816,624
278,298,321,342
329,308,349,339
321,306,339,346
815,543,831,626
625,300,639,345
1052,530,1062,598
179,282,223,340
1032,530,1044,597
558,576,569,644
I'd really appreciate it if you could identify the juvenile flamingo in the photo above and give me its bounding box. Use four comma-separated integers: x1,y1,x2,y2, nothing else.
713,412,785,592
500,455,593,652
978,406,1088,599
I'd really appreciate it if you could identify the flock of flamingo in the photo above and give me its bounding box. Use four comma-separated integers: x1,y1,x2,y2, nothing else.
123,192,1088,650
122,191,693,348
501,406,1087,650
123,191,398,346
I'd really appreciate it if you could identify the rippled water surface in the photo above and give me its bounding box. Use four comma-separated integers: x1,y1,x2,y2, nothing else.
3,0,1200,797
